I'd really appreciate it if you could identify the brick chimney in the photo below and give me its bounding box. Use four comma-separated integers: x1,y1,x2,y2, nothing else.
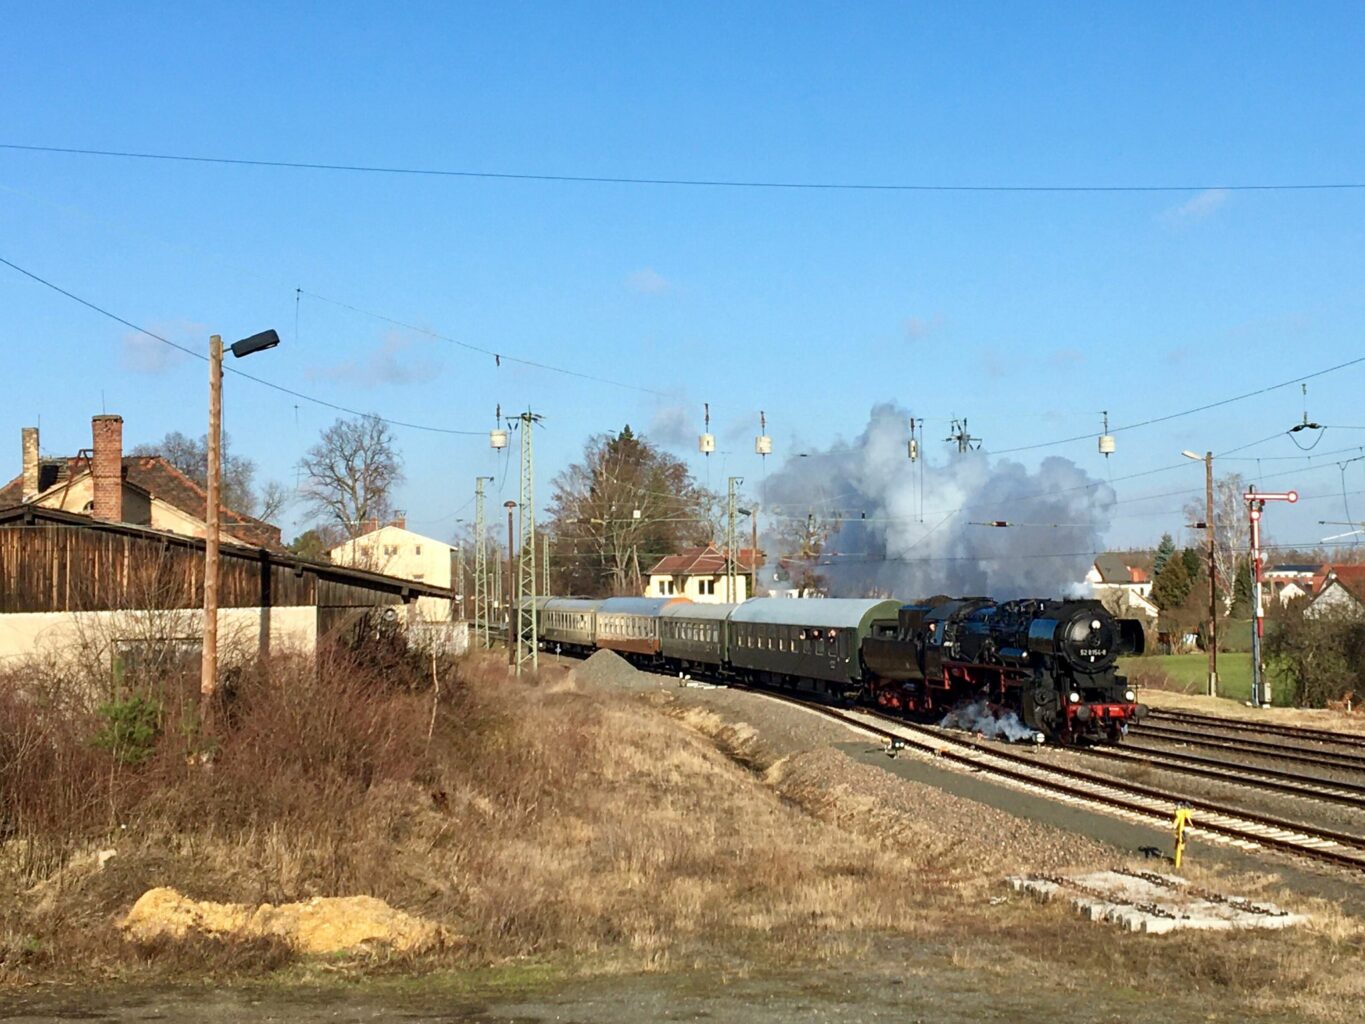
91,414,124,522
388,515,406,531
21,427,39,502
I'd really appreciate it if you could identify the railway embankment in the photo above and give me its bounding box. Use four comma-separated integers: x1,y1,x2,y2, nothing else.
5,647,1365,1022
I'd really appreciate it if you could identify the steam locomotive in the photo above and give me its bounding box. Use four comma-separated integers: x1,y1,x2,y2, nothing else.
532,593,1147,744
862,598,1147,743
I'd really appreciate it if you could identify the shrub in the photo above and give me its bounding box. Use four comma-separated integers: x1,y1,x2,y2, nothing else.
92,692,161,765
1265,604,1365,707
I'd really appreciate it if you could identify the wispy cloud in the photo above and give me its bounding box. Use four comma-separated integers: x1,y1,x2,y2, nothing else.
121,319,206,374
307,331,440,387
1047,347,1086,367
648,401,694,449
1162,187,1229,224
626,267,671,294
903,314,944,342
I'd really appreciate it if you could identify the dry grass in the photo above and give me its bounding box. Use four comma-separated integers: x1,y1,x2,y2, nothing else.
4,648,1365,1022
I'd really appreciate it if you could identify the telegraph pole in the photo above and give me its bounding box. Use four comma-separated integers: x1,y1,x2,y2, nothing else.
1203,452,1217,697
514,411,543,673
726,476,743,602
473,476,493,648
201,335,223,711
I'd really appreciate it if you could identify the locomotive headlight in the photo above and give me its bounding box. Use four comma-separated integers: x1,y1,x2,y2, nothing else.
1068,691,1081,704
1091,619,1101,630
1124,689,1136,702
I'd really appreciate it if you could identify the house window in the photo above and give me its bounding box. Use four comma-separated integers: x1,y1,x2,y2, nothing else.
699,579,715,595
415,545,422,555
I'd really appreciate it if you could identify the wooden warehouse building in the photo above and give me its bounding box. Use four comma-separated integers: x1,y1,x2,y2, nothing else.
0,504,455,671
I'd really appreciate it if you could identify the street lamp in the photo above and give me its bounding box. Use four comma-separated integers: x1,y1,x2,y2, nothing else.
202,329,281,720
1182,449,1217,697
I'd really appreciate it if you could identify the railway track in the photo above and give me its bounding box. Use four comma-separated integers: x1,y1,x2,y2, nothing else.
1128,723,1365,773
1146,707,1365,750
744,689,1365,874
1076,743,1365,810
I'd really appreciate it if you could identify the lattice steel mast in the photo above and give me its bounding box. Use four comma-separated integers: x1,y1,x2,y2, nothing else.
514,411,543,673
473,475,493,648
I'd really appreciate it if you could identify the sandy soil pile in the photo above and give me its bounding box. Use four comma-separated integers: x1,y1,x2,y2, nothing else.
121,887,449,954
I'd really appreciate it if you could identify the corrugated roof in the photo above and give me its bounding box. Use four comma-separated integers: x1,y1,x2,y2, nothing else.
729,597,902,629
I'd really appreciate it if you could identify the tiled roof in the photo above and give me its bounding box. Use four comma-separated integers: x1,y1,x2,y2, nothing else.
1319,564,1365,605
648,543,759,576
0,455,283,550
1093,552,1136,584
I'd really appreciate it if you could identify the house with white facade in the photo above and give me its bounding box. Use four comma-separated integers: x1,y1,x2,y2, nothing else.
645,544,760,603
1085,553,1158,621
1305,565,1365,618
1263,564,1318,607
328,519,457,622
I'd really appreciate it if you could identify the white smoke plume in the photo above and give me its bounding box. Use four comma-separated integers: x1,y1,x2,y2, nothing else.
940,700,1039,743
761,403,1114,599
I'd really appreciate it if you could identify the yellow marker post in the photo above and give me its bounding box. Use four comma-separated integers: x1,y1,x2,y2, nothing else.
1172,805,1194,870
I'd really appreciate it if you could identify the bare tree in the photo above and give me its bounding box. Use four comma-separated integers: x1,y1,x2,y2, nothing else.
1184,472,1248,608
132,430,257,514
298,416,404,537
257,480,292,524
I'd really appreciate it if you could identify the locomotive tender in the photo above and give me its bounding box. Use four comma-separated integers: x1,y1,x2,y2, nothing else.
533,593,1146,744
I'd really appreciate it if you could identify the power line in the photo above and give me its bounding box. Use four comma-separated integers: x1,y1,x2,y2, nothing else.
7,143,1365,194
990,356,1365,456
0,254,483,436
299,289,663,396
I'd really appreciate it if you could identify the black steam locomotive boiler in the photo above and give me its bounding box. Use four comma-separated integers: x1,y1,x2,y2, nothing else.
862,597,1147,743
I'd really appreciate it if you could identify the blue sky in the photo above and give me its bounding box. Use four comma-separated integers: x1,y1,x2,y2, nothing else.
3,2,1365,553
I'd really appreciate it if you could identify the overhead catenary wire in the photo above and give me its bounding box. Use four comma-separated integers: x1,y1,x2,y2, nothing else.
298,289,664,396
8,143,1365,194
0,254,483,436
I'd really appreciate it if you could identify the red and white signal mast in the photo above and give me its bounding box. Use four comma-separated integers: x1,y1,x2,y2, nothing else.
1245,486,1298,707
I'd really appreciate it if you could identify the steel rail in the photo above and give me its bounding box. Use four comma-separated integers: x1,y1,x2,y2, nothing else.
1149,707,1365,748
749,691,1365,873
1076,744,1365,810
1130,723,1365,771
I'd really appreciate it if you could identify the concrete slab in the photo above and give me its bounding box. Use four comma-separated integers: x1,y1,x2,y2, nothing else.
1009,869,1310,933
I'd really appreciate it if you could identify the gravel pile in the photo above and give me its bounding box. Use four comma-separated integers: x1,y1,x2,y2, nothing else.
572,649,668,693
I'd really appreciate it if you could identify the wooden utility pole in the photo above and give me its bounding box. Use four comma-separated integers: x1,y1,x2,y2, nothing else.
1203,451,1218,697
201,334,223,713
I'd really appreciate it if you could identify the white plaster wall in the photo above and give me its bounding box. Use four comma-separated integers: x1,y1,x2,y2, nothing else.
0,606,318,667
329,526,454,588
